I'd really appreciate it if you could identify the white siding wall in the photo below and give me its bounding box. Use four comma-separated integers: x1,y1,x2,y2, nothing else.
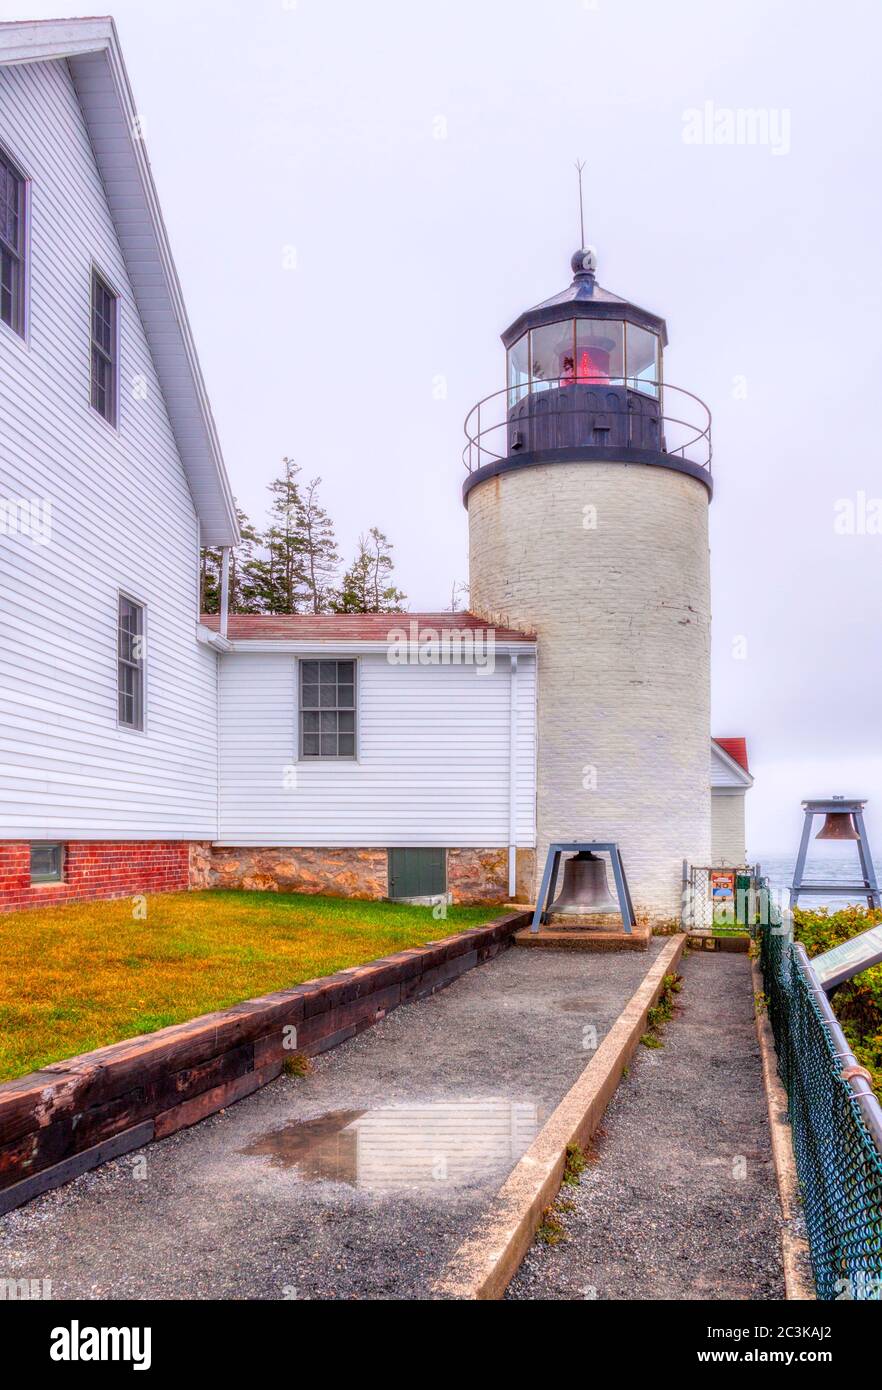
217,651,537,848
0,59,218,839
712,792,747,866
710,745,749,788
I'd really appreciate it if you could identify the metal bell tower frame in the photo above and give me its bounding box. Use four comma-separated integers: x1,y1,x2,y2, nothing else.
790,799,881,910
531,842,635,933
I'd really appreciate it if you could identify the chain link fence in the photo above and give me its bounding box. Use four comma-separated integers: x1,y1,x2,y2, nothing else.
758,905,882,1300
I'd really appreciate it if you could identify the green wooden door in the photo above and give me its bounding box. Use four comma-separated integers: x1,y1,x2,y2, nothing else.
388,848,446,899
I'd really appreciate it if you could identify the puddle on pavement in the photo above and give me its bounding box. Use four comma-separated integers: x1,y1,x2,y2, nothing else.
241,1099,542,1192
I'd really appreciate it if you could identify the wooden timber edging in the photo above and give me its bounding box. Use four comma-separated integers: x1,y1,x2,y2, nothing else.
0,910,530,1217
431,933,686,1300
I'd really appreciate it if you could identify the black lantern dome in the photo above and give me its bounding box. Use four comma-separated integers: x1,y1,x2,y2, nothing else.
501,246,667,351
462,248,711,504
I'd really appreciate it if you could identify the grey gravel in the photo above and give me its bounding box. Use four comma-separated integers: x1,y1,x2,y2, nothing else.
0,941,663,1301
506,949,786,1301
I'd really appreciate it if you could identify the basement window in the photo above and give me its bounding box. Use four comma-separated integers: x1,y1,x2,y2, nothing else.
30,843,65,885
299,660,356,758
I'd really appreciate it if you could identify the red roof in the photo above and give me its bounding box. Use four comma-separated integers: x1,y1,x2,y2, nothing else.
713,737,750,774
201,611,536,642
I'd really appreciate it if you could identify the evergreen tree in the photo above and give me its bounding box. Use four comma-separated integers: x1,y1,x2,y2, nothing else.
230,507,266,614
298,477,339,613
200,543,222,615
264,457,308,614
331,527,406,614
199,505,265,615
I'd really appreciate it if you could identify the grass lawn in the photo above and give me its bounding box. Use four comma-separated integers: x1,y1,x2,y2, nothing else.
0,890,503,1083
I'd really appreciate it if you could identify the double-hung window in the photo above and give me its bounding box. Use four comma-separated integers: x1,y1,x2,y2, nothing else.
0,149,26,337
118,595,145,730
91,269,118,425
300,660,356,758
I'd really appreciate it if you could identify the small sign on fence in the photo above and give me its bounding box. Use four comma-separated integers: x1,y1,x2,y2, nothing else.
811,923,882,991
710,870,735,901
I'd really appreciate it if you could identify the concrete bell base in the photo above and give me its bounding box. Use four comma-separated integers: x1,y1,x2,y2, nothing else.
513,921,653,952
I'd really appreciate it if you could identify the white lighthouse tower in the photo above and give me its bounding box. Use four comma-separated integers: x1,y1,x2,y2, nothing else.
464,248,713,922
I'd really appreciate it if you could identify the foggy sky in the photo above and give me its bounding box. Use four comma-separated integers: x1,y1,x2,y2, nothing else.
7,0,880,855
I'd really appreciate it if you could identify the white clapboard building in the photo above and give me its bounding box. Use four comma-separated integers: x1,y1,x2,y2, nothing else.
0,18,751,921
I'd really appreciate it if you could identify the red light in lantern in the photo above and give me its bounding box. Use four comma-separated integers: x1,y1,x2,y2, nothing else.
576,348,610,384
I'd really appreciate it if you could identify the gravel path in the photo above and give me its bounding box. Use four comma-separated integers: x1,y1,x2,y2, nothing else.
0,941,663,1301
506,949,786,1301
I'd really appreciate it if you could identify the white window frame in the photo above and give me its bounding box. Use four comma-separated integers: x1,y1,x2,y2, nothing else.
117,591,147,733
0,138,30,347
89,262,121,430
296,656,359,761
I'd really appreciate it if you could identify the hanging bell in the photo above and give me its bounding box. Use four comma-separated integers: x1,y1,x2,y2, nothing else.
549,851,620,916
816,811,860,841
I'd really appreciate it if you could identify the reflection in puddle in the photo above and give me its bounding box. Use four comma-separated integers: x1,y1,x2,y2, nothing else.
242,1099,541,1191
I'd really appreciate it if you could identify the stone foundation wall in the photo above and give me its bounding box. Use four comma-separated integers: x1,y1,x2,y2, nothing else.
203,847,388,899
447,848,509,904
188,842,213,890
194,846,516,905
515,848,536,903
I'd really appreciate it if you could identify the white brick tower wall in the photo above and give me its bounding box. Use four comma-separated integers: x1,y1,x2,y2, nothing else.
468,459,711,921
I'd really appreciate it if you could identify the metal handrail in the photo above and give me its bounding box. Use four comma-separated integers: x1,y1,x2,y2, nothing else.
462,376,712,475
794,941,882,1156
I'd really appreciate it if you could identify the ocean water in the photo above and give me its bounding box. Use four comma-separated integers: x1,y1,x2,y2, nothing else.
757,854,882,913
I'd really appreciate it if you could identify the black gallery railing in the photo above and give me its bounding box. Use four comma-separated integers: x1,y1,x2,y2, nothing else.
462,377,712,476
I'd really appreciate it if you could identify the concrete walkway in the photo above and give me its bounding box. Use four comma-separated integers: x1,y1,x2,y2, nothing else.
0,943,664,1301
506,950,786,1300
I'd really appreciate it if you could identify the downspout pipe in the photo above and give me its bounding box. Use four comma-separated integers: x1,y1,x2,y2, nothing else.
220,546,231,640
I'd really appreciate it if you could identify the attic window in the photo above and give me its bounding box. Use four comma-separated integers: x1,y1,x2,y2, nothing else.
0,148,26,338
91,268,119,426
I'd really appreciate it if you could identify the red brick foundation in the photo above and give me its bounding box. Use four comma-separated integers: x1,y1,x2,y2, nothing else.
0,841,191,913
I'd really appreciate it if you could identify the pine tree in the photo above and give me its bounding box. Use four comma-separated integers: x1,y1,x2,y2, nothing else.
200,544,222,615
298,477,339,613
264,457,307,614
199,506,265,615
331,527,406,614
230,508,266,614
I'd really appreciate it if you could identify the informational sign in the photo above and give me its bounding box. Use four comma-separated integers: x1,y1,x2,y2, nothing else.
810,924,882,991
710,870,736,900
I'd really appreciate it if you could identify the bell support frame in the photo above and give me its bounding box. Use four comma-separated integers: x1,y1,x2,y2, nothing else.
532,841,635,934
790,799,881,911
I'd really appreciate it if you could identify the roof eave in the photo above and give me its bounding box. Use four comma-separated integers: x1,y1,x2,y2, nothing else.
0,18,240,547
223,638,538,654
712,739,754,787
